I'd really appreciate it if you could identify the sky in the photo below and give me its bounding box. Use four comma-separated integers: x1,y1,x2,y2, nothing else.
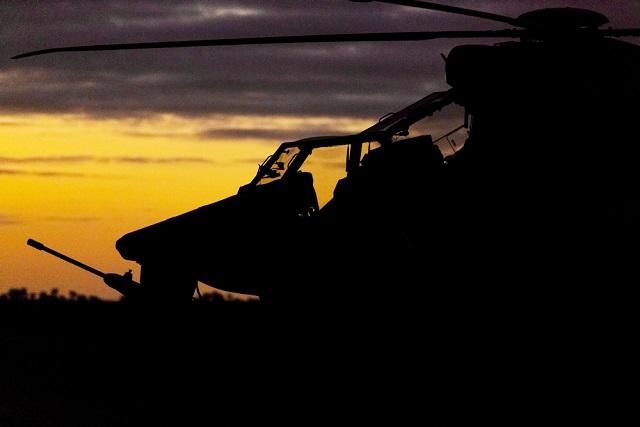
1,0,639,299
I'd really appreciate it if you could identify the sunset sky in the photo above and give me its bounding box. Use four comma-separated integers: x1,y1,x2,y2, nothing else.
1,0,638,299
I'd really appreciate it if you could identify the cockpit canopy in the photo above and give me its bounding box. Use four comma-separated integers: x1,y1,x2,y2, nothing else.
243,90,458,192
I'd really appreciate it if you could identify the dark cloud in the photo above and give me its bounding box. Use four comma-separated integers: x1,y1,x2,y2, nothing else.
0,168,92,177
233,157,268,165
1,1,638,119
199,127,350,141
0,214,98,225
108,156,214,164
123,131,190,138
0,214,21,225
0,155,214,164
0,156,93,164
44,216,100,223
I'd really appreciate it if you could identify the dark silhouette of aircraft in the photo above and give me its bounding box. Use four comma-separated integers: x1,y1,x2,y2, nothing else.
18,1,640,309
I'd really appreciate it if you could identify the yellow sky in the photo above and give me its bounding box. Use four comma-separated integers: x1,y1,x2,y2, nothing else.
1,113,367,299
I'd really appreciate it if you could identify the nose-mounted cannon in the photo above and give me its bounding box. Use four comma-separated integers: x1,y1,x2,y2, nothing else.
27,239,140,299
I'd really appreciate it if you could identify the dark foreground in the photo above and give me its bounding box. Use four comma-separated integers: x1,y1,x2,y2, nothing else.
1,298,268,426
1,292,635,425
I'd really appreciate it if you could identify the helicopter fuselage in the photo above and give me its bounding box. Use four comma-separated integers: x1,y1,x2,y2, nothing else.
112,31,640,305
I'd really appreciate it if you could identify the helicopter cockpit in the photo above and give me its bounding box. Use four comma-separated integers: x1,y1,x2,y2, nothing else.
242,90,462,198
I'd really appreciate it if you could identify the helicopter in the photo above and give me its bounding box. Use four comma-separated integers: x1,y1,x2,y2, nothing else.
17,0,640,308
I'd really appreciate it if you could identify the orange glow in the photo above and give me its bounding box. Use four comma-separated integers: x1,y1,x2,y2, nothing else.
0,113,368,298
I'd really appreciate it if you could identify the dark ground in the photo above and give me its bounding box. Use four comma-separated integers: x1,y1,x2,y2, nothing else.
0,289,634,425
0,289,307,425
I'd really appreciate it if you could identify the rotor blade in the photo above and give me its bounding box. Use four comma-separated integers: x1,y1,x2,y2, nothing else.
350,0,522,27
12,30,523,59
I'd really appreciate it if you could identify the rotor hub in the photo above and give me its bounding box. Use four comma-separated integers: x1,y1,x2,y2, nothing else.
517,8,609,31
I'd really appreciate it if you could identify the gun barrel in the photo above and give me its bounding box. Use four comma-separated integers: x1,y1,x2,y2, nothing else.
27,239,105,278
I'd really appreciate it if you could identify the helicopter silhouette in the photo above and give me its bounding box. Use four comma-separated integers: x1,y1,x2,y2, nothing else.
18,0,640,309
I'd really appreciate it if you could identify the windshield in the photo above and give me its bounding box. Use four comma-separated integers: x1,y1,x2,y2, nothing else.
256,146,301,186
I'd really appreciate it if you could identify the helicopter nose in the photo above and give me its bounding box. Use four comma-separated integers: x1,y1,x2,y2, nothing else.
115,232,140,261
